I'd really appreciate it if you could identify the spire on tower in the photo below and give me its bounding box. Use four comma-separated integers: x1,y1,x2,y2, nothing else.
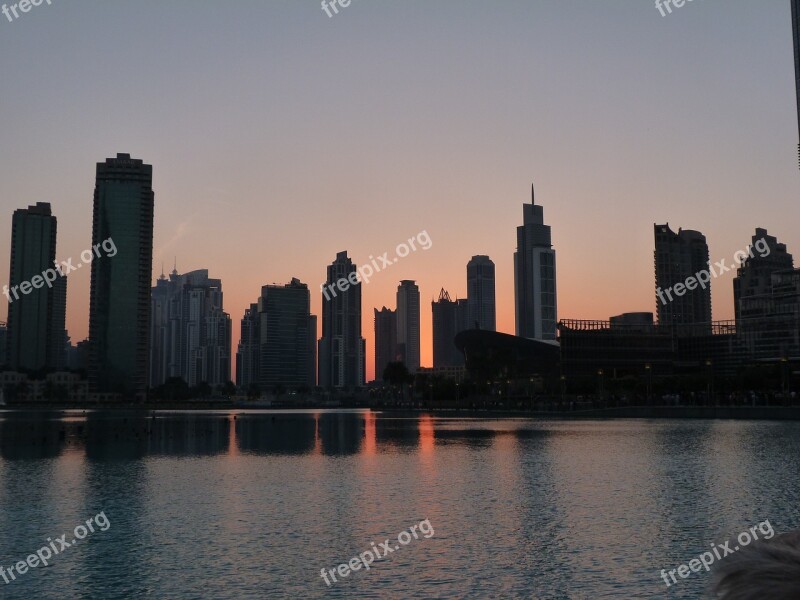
531,182,535,205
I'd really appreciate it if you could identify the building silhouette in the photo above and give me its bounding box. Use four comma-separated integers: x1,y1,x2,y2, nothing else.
319,251,365,388
432,288,464,367
734,229,800,360
0,322,6,367
792,0,800,167
257,278,316,390
467,255,496,331
396,280,420,372
5,202,66,371
654,224,712,330
150,268,232,389
235,303,260,389
374,306,396,382
514,185,557,340
89,154,154,401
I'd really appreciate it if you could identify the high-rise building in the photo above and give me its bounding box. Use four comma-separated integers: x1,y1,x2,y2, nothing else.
0,322,7,367
467,255,496,331
515,185,557,340
89,154,154,400
792,0,800,167
319,252,366,388
654,224,712,329
5,202,66,371
150,268,232,389
374,306,397,381
734,229,794,323
396,280,420,372
456,298,469,333
432,288,464,367
257,278,317,390
235,303,260,388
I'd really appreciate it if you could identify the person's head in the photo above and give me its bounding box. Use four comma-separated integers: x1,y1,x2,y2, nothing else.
713,531,800,599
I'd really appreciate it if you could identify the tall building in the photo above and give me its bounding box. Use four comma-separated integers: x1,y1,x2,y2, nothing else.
733,228,794,323
89,154,154,400
5,202,66,371
467,255,496,331
792,0,800,167
515,185,557,340
432,288,464,367
396,280,420,372
150,268,232,389
733,229,800,359
318,252,366,388
0,321,6,367
235,303,260,388
257,278,317,390
654,224,712,329
456,298,469,333
374,306,397,381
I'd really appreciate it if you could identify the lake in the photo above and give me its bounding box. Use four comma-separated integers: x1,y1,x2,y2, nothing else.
0,410,798,599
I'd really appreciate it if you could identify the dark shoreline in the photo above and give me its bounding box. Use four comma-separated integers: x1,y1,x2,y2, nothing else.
3,404,800,420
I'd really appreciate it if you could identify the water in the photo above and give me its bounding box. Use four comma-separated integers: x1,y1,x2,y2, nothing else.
0,410,799,599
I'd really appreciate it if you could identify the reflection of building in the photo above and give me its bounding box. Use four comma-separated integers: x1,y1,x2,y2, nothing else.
257,278,317,390
654,224,711,330
467,256,496,331
515,185,557,340
89,154,154,401
319,252,366,388
374,306,396,382
150,268,232,388
236,303,260,388
396,280,420,372
432,289,464,367
5,202,66,371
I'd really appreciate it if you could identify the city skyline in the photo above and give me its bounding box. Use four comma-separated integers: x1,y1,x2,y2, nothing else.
0,2,798,382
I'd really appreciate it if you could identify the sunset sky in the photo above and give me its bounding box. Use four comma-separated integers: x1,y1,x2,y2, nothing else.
0,0,798,381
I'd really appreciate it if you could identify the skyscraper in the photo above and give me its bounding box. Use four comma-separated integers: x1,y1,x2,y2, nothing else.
733,229,799,360
319,252,366,388
150,268,232,389
236,303,260,389
467,255,496,331
374,306,397,381
0,321,6,368
515,185,557,340
396,280,420,372
432,288,463,367
792,0,800,167
257,278,317,390
734,228,794,323
654,224,712,329
5,202,66,371
89,154,154,400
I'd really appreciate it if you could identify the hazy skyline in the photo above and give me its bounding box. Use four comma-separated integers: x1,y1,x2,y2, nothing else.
1,1,798,380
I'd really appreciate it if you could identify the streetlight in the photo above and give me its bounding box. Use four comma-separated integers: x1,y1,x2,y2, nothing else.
705,359,713,405
645,363,652,405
